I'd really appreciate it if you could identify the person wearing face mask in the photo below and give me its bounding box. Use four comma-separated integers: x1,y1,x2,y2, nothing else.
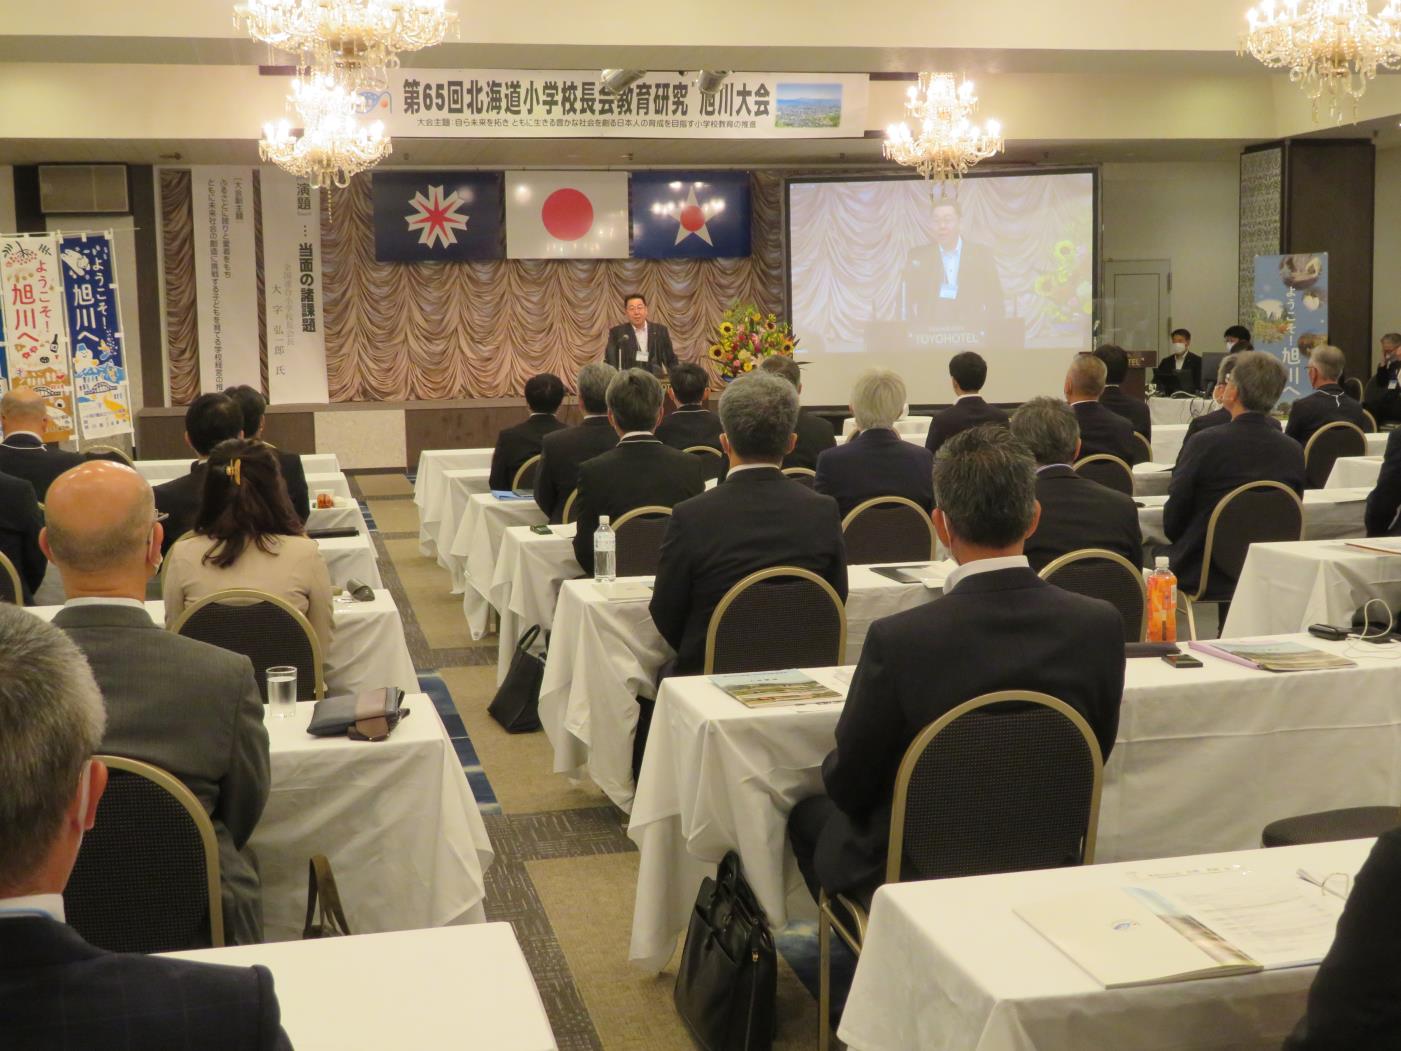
1177,352,1283,463
1364,332,1401,427
1155,328,1202,394
1223,324,1252,354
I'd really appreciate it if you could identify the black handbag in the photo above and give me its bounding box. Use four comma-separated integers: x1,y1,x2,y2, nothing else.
488,625,546,733
674,851,777,1051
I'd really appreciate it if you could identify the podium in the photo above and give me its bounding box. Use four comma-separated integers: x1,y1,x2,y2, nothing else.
1124,350,1157,399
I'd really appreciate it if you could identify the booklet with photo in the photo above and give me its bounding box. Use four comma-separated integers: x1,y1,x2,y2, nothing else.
709,670,844,709
1189,640,1355,672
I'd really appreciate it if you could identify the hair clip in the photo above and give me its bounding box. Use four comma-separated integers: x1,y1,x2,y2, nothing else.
223,458,242,486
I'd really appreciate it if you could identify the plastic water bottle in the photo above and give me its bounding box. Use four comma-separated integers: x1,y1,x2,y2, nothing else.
1146,556,1178,643
594,515,616,583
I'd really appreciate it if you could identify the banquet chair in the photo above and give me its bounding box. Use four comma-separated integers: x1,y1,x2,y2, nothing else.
172,587,326,700
1038,548,1147,642
1344,376,1366,403
0,551,22,605
841,496,936,565
683,444,726,483
1302,420,1367,490
1072,453,1134,496
511,454,542,492
64,755,224,953
704,566,846,675
817,692,1103,1050
611,505,673,577
1262,806,1401,849
85,443,133,467
1362,408,1379,433
782,466,817,488
561,488,580,525
1132,432,1153,462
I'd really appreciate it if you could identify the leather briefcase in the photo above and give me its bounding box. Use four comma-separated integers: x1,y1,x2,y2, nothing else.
488,625,546,733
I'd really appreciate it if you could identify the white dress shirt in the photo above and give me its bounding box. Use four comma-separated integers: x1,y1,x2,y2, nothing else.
939,238,964,300
943,554,1029,594
726,463,781,477
633,324,649,363
64,596,148,611
0,893,65,922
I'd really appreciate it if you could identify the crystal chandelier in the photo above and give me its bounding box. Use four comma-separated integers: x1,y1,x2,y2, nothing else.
884,74,1004,184
1241,0,1401,121
259,73,392,190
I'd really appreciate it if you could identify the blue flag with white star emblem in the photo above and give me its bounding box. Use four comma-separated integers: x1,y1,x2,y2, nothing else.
629,172,751,259
372,172,505,262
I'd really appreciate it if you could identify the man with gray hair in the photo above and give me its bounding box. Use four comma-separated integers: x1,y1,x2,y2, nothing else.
535,361,620,522
1165,351,1305,592
788,425,1124,903
650,371,848,676
814,368,934,518
757,353,836,469
1285,344,1369,446
570,369,704,574
0,606,291,1048
41,461,270,945
1063,353,1145,465
1364,331,1401,427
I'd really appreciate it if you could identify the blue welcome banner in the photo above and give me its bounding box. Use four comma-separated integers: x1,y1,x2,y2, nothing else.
1251,252,1328,405
59,232,132,438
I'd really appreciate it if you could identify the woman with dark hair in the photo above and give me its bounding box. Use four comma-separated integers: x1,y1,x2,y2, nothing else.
162,438,333,654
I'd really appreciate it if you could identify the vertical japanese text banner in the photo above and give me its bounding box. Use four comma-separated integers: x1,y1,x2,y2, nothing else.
59,232,133,438
261,170,328,403
1251,253,1328,404
0,234,75,442
191,166,260,393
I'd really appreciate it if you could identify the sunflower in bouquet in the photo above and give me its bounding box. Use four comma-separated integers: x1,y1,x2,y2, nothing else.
707,303,799,381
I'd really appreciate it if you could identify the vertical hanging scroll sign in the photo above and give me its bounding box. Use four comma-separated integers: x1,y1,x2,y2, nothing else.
0,235,76,443
59,232,134,438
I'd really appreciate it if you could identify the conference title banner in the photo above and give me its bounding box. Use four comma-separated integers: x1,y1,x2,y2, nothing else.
362,70,869,139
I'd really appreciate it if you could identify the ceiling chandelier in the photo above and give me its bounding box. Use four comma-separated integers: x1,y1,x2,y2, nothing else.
884,74,1004,184
260,72,392,190
1240,0,1401,121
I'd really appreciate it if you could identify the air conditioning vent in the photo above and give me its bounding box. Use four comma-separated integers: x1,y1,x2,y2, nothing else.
38,165,129,214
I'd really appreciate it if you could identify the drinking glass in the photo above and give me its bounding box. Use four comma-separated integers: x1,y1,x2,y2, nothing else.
266,666,298,719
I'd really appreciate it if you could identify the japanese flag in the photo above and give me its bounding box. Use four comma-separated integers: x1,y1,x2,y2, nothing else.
506,171,630,259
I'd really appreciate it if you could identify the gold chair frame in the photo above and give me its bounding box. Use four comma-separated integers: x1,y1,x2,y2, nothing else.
702,566,846,675
1190,480,1304,605
170,586,326,698
1302,420,1368,485
781,466,817,480
0,550,24,605
561,487,580,525
840,495,937,562
511,454,542,491
1133,432,1153,461
1071,453,1135,494
85,444,133,466
1038,547,1149,642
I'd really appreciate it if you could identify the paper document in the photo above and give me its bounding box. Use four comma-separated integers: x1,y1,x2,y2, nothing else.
1345,537,1401,556
709,670,844,709
1190,640,1355,672
594,580,653,601
869,561,954,587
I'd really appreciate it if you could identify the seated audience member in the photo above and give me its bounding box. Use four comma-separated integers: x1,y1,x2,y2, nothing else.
1011,397,1142,572
0,388,87,501
535,362,619,522
1365,427,1401,537
787,425,1125,902
163,439,333,657
40,462,270,946
815,368,935,518
1285,344,1369,446
1224,324,1252,352
649,371,848,676
223,385,310,522
925,351,1010,455
1064,354,1146,465
1157,328,1202,394
153,393,246,553
757,354,836,470
655,361,723,452
488,372,566,491
1094,343,1151,439
571,369,704,575
1178,353,1282,459
1364,332,1401,427
1163,351,1305,594
0,606,291,1050
0,469,45,604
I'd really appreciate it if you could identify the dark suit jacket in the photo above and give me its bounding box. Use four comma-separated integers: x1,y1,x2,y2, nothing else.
571,435,705,575
1284,827,1401,1051
1099,385,1152,440
1364,360,1401,426
0,469,45,602
153,463,207,554
533,417,619,523
656,405,723,452
900,240,1005,327
1178,406,1281,463
489,413,566,491
1365,428,1401,537
649,467,848,674
1284,384,1370,447
786,410,837,471
814,428,935,519
1163,412,1306,593
1155,351,1203,394
276,449,311,523
925,396,1010,456
1073,400,1147,465
0,433,87,501
1025,465,1143,572
0,916,291,1051
52,604,271,946
604,322,677,375
814,567,1125,894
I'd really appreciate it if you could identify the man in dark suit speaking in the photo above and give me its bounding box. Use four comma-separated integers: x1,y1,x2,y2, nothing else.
604,293,677,376
899,198,1005,328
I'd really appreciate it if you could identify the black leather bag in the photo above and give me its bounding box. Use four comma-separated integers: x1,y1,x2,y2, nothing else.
674,851,777,1051
488,625,546,733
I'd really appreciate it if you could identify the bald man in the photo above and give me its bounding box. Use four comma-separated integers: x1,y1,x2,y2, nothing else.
0,388,87,500
1063,354,1146,465
42,462,270,945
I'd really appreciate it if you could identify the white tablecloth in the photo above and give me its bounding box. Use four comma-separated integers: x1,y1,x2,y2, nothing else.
1151,423,1190,463
839,416,929,438
1135,488,1370,548
256,696,493,942
134,453,341,484
1132,461,1173,497
838,839,1375,1051
304,472,353,501
1148,396,1215,425
1223,539,1401,636
306,496,369,538
1325,455,1383,490
430,469,493,585
839,428,929,447
415,448,494,557
451,493,548,635
166,924,556,1051
491,523,582,683
542,565,947,814
316,532,383,589
627,635,1401,971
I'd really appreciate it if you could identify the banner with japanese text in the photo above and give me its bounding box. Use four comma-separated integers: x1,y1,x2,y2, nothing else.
362,71,869,139
0,234,75,442
1251,252,1328,404
59,232,133,439
191,166,260,392
260,169,328,403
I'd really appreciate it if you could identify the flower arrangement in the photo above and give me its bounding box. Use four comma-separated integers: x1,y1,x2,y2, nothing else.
705,302,798,382
1033,238,1093,324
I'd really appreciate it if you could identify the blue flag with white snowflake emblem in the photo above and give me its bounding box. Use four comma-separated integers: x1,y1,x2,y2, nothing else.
372,172,505,262
629,171,750,259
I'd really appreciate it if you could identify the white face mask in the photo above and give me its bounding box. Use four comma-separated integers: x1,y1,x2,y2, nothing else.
1225,341,1236,353
1172,343,1188,356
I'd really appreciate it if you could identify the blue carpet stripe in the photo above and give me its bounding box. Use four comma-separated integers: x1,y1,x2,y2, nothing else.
357,498,378,532
418,673,499,810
